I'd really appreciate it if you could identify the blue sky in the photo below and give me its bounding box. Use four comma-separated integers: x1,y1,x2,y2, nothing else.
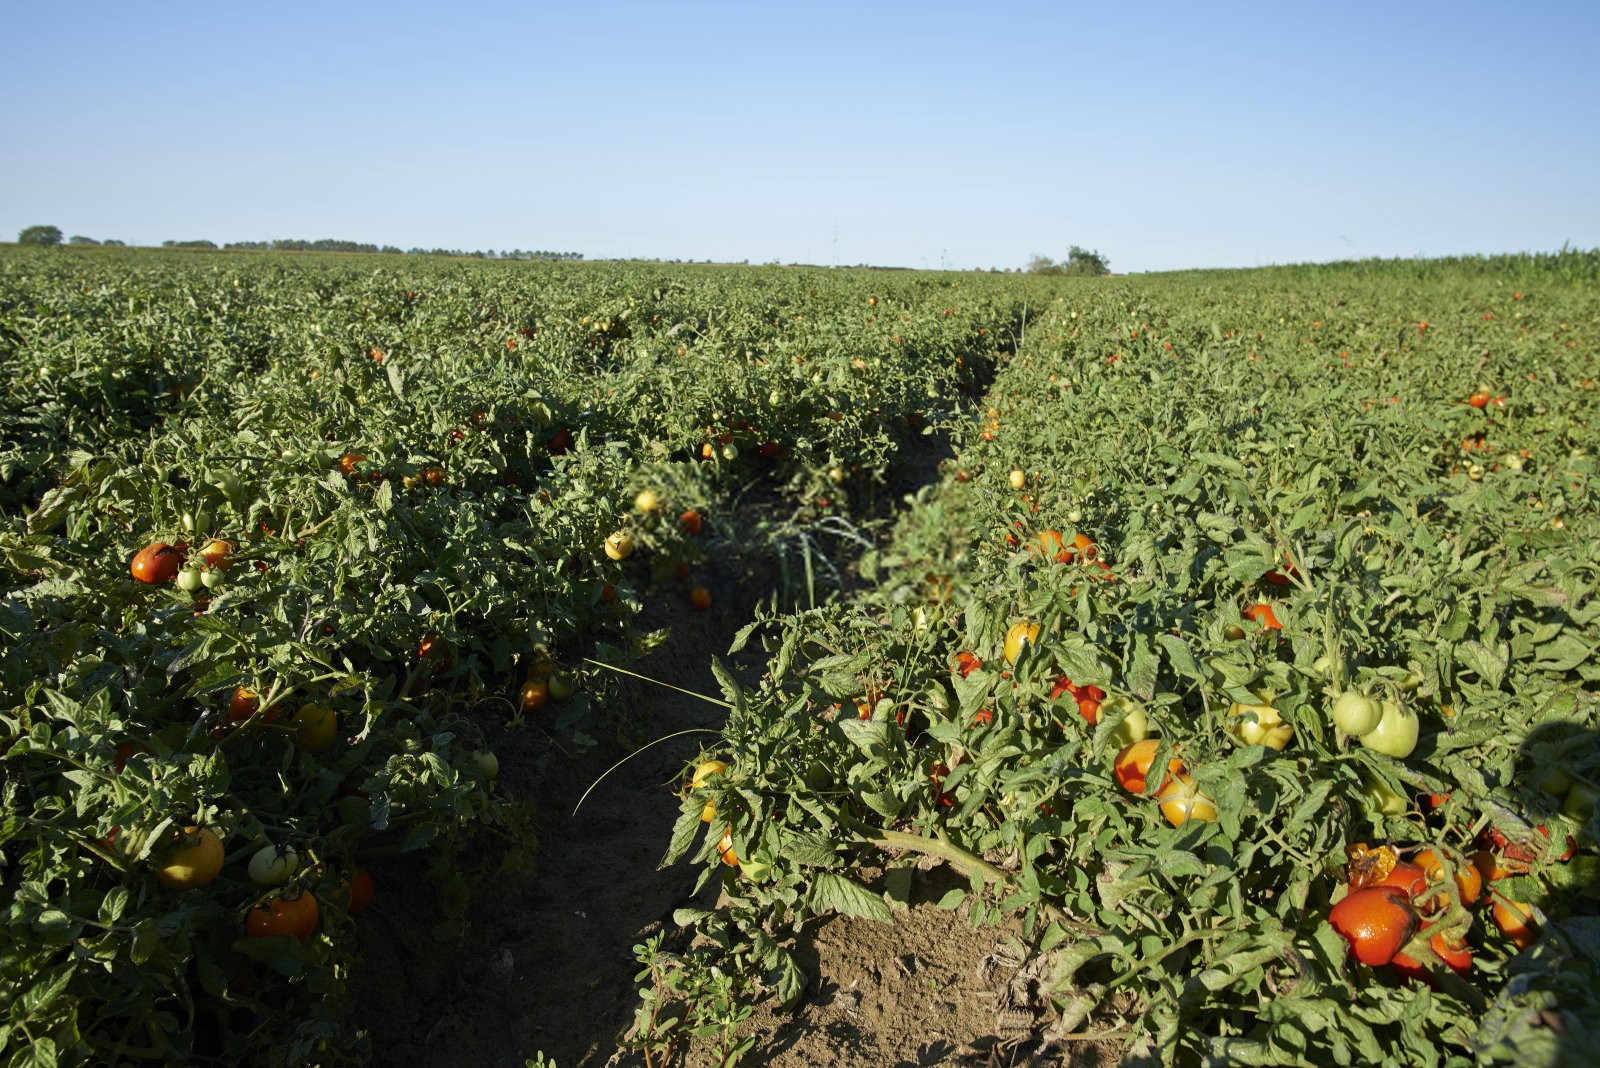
4,1,1597,272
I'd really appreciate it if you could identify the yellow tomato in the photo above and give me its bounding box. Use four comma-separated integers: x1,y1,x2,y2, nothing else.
691,760,728,789
1003,621,1040,665
292,703,338,754
155,827,225,890
1227,703,1294,749
1156,775,1217,826
604,530,635,560
634,489,660,514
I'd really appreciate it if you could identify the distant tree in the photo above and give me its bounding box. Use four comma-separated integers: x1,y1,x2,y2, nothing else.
1025,247,1111,276
68,235,101,246
19,225,63,246
1063,245,1111,276
102,239,126,247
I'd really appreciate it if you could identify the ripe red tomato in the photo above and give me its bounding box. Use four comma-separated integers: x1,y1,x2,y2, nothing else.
246,891,320,940
131,542,185,584
679,508,704,536
348,869,374,914
953,651,982,678
689,585,712,611
1329,886,1419,966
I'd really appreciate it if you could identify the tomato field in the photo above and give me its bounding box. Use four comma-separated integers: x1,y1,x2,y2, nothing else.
3,245,1599,1066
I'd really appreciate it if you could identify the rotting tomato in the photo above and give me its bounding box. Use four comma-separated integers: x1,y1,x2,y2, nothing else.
131,541,185,584
1328,886,1419,966
245,890,320,940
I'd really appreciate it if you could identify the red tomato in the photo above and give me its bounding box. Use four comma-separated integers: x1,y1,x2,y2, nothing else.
130,542,185,584
1329,887,1418,966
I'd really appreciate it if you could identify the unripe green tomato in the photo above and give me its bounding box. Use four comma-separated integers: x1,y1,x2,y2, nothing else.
721,444,738,460
547,673,577,701
1539,766,1573,797
1360,699,1419,758
1563,783,1598,821
201,567,224,590
470,750,499,779
1332,692,1382,736
1100,696,1149,747
1363,775,1407,817
247,844,300,886
176,567,203,592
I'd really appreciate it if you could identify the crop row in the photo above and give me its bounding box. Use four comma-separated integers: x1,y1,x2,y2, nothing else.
673,263,1600,1064
0,249,1034,1065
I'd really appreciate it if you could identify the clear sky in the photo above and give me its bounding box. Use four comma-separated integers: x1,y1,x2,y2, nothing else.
4,1,1597,272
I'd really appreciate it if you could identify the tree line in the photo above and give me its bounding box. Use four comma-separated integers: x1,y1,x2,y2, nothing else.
15,226,580,260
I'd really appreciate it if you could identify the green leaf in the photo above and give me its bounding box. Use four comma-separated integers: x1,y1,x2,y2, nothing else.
809,872,891,923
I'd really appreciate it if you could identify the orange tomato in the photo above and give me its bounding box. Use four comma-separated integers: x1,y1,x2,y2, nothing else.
1113,740,1184,795
689,585,712,611
1244,603,1282,630
246,891,320,940
1414,848,1483,909
520,679,549,711
1492,897,1537,948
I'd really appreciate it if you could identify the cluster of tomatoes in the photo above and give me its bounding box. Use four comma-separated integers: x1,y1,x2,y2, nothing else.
151,826,371,941
605,488,712,612
129,536,233,593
